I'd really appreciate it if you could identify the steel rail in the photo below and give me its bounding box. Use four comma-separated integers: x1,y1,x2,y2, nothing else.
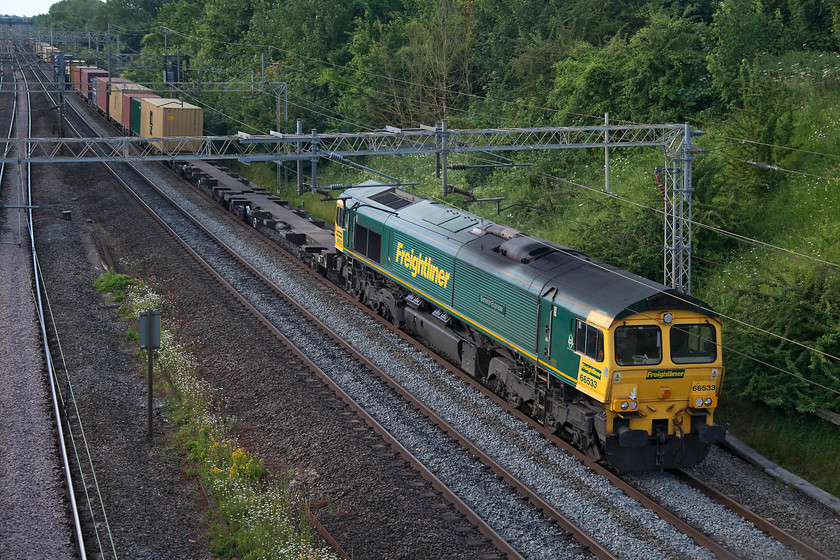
368,308,750,559
47,76,365,558
339,284,818,560
22,39,122,559
52,50,807,559
28,37,817,560
0,42,14,192
41,53,601,558
92,158,357,560
673,469,833,560
158,166,621,559
163,159,743,560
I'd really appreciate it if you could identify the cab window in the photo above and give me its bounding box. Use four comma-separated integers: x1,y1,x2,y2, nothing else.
670,324,716,364
615,325,662,365
574,320,604,362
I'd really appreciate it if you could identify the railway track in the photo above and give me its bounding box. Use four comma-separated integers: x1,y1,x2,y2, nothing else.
71,118,592,559
18,36,840,559
155,139,837,558
22,42,514,559
1,37,84,559
15,38,118,560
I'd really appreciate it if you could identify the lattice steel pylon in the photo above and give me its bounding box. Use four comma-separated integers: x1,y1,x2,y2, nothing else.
659,123,700,295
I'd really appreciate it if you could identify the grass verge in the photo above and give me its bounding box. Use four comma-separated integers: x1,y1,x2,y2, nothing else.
716,395,840,498
97,276,339,560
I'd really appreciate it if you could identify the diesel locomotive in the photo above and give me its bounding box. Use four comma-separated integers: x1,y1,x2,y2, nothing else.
334,184,726,472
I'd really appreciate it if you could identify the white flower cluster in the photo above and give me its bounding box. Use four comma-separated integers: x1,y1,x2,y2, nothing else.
121,281,338,560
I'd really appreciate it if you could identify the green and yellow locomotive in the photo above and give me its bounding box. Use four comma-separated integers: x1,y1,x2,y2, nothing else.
334,184,725,472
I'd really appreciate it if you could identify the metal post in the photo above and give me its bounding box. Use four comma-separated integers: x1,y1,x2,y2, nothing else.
296,119,303,195
604,112,610,193
146,311,153,440
107,24,111,119
58,52,65,142
662,124,695,295
276,90,282,192
680,122,694,295
440,119,449,196
310,128,319,192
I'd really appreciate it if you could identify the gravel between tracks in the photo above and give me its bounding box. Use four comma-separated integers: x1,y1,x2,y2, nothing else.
686,446,840,558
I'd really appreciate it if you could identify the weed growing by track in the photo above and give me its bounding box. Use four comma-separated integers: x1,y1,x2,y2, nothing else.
111,278,339,560
93,269,134,302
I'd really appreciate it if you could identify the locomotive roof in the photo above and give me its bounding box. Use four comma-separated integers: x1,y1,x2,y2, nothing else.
347,183,491,242
343,185,716,323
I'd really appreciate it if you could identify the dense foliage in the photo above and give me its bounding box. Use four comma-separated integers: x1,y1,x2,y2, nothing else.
36,0,840,414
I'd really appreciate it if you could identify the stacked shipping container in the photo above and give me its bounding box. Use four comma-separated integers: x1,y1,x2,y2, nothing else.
124,92,161,131
109,82,153,123
26,40,205,154
94,77,131,115
140,98,204,152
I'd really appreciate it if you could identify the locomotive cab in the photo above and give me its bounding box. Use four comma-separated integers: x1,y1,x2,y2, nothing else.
601,310,726,471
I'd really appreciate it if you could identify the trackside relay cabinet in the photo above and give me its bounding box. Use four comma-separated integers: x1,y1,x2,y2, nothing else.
139,310,160,440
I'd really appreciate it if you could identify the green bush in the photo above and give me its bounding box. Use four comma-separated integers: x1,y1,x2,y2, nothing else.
93,270,134,302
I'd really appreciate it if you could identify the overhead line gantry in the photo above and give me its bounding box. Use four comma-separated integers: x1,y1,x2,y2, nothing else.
2,122,700,294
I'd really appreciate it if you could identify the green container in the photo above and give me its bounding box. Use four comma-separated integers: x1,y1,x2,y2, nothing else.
130,96,144,136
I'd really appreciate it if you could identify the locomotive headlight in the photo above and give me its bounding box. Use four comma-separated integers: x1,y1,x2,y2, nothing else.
695,397,704,408
620,401,630,411
628,400,638,411
704,397,713,407
662,313,674,324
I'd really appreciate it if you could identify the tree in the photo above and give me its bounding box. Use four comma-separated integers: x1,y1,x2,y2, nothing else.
37,0,103,30
728,269,840,413
548,40,626,125
707,0,782,106
621,11,715,122
571,198,664,281
90,0,168,52
404,0,473,122
328,0,473,127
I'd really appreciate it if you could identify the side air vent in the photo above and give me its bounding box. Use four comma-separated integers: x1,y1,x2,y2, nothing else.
498,236,557,263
